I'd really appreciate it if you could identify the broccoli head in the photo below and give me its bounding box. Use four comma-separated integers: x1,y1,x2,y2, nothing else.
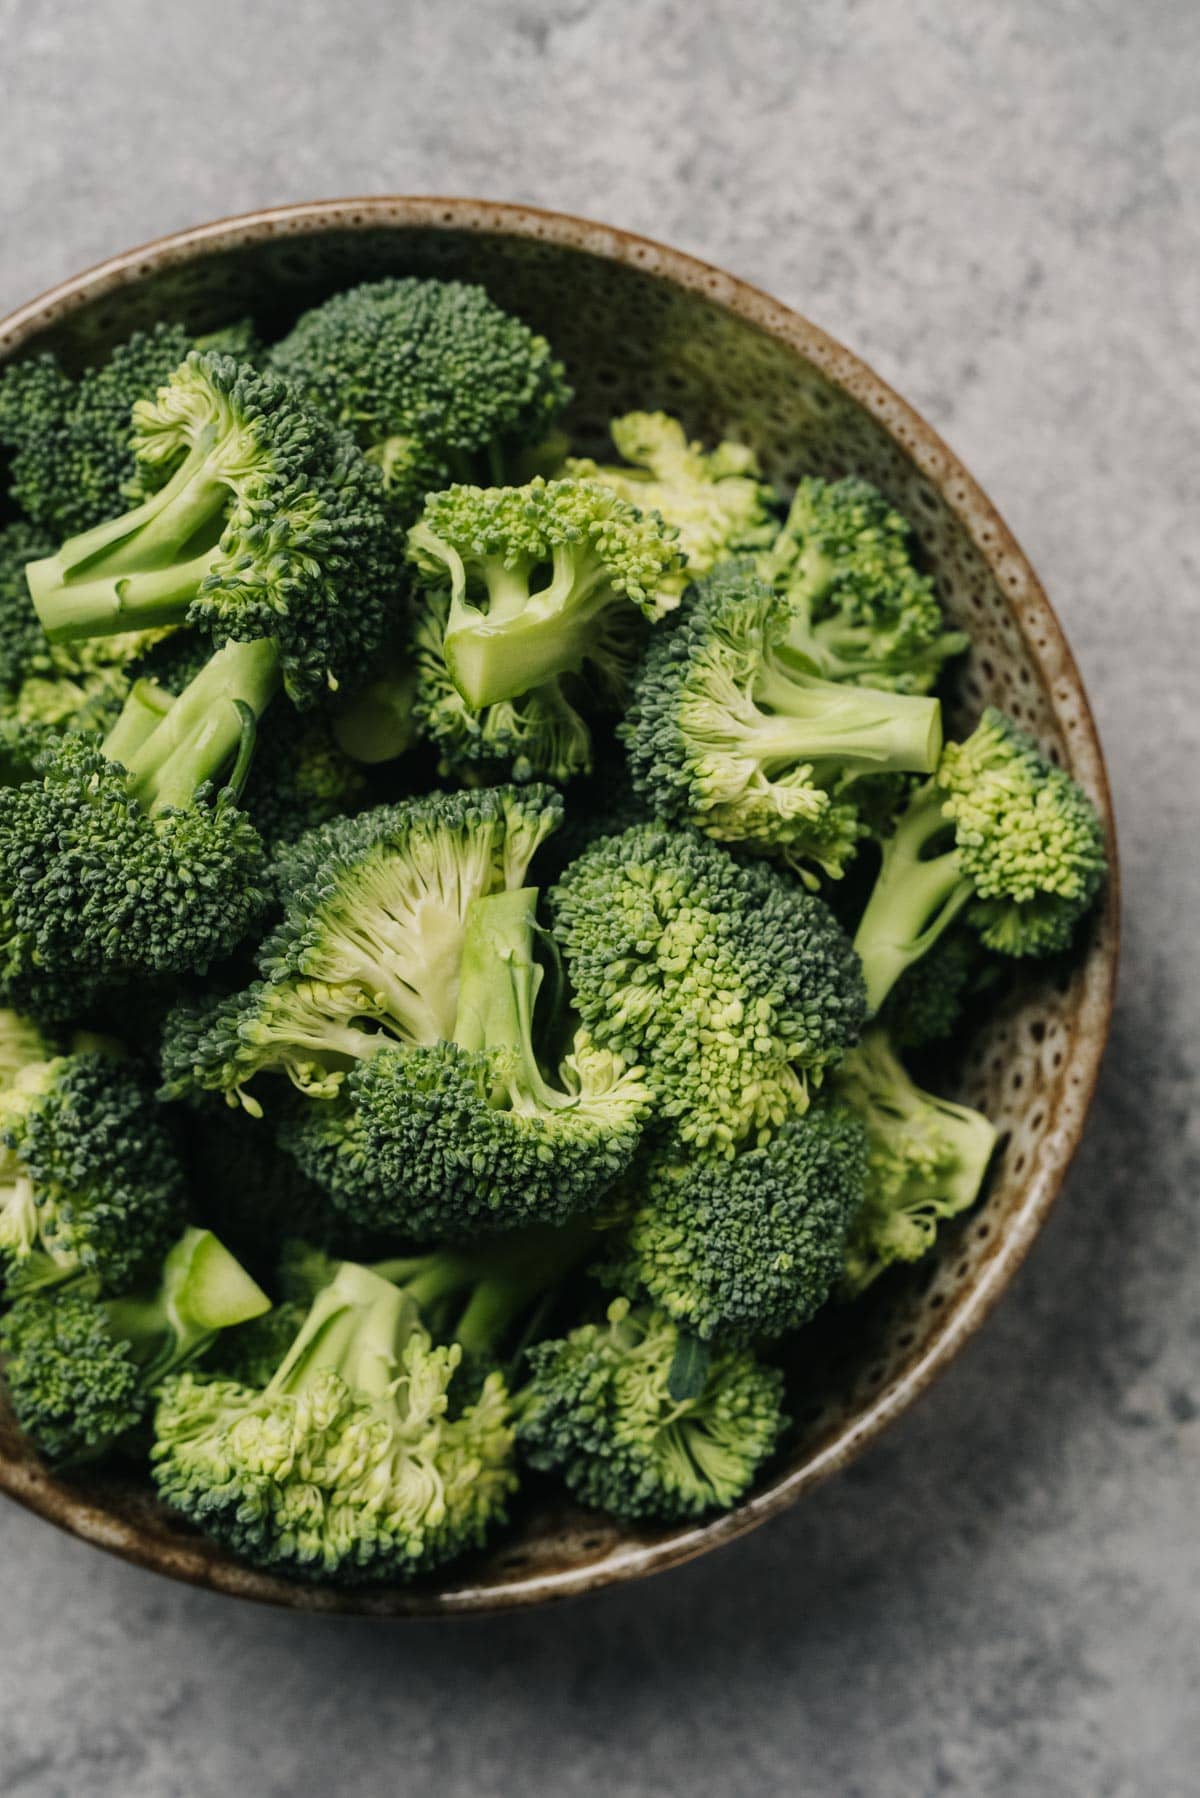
852,708,1108,1012
1,1226,268,1462
621,562,944,880
516,1297,786,1521
836,1029,998,1295
151,1258,516,1582
550,823,865,1155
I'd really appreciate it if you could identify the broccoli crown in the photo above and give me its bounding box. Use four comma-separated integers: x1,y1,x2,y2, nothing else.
279,887,650,1238
608,1103,868,1343
852,708,1108,1011
0,1051,184,1295
1,1226,268,1463
549,823,865,1154
268,277,571,494
836,1029,998,1295
407,477,684,711
879,928,986,1049
151,1259,516,1582
621,562,943,880
757,476,968,694
25,351,404,706
566,412,779,596
0,520,56,694
517,1297,786,1520
159,785,563,1109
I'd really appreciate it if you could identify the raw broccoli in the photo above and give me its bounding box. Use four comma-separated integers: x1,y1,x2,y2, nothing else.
621,562,944,880
408,476,684,711
280,886,650,1237
0,1047,184,1295
879,928,991,1049
756,475,968,693
0,1007,52,1089
516,1297,786,1521
549,823,865,1155
267,277,571,513
836,1029,998,1294
605,1103,868,1343
238,706,368,849
0,637,279,990
24,350,402,706
176,1100,339,1274
159,784,563,1110
0,1226,268,1463
151,1258,515,1582
331,637,418,766
565,412,778,597
852,708,1108,1012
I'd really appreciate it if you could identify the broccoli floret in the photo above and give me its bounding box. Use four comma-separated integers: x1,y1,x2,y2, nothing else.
24,351,402,706
516,1297,786,1521
566,413,778,598
852,708,1108,1012
280,886,650,1237
879,928,989,1049
151,1258,516,1582
158,785,563,1110
0,521,56,695
0,1048,184,1295
267,277,571,514
408,477,684,712
621,562,944,880
238,706,368,850
756,476,969,694
550,823,865,1155
0,638,281,990
0,1226,268,1462
836,1029,998,1294
605,1103,868,1343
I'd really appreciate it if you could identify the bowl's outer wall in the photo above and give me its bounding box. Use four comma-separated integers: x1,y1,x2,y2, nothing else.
0,200,1118,1615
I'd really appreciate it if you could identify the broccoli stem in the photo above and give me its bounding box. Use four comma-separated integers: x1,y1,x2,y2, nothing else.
444,545,613,709
852,780,973,1012
752,659,943,776
267,1261,414,1400
103,680,175,766
453,887,561,1110
107,1227,270,1384
122,638,281,814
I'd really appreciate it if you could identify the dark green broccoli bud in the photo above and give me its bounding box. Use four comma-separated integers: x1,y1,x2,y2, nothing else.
279,887,650,1238
605,1104,868,1344
158,785,563,1110
239,707,368,850
879,928,987,1049
516,1297,786,1520
0,638,279,991
25,351,404,706
756,476,969,694
151,1258,515,1582
550,823,865,1155
0,1049,184,1296
852,708,1108,1012
0,1226,268,1463
0,521,57,695
267,277,571,513
621,562,943,881
407,476,684,711
836,1029,998,1295
566,412,779,598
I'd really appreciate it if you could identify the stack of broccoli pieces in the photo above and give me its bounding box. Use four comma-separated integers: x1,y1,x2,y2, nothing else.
0,275,1107,1584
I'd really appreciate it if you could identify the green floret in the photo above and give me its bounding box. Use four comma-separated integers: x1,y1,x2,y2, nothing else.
836,1029,998,1295
606,1103,868,1344
756,475,968,693
267,276,571,514
0,638,279,990
550,823,866,1155
621,563,943,880
151,1258,516,1583
0,1226,268,1463
565,413,778,597
407,476,684,711
280,887,650,1237
0,1049,184,1295
158,785,563,1110
879,928,988,1049
24,350,403,706
516,1297,786,1521
852,708,1108,1012
239,706,368,850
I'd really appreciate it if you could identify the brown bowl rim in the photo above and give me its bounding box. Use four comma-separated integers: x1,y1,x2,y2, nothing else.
0,196,1120,1616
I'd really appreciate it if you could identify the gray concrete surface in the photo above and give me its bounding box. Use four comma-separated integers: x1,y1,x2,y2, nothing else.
1,2,1197,1793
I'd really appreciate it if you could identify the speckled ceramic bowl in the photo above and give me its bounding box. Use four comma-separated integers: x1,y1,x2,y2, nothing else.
0,199,1118,1614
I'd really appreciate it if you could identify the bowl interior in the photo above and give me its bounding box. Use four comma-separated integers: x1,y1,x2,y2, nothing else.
0,206,1116,1614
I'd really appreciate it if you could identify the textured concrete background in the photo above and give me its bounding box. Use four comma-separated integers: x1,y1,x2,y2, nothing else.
1,2,1197,1793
